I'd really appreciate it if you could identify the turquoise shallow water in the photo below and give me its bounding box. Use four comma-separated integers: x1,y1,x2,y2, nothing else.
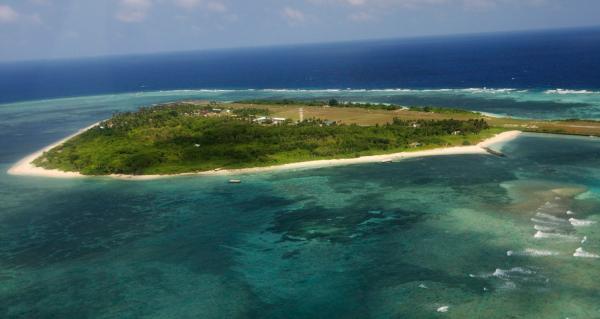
1,93,600,318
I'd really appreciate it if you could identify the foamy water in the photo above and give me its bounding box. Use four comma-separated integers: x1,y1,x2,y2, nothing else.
573,247,600,258
507,248,560,257
569,218,596,227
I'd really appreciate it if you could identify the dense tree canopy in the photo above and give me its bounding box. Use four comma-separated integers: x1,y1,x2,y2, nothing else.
34,103,490,175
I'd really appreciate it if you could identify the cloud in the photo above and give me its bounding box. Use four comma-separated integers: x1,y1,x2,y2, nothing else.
348,11,373,21
173,0,203,9
30,0,52,5
207,1,227,12
173,0,228,13
282,7,306,25
116,0,152,23
0,5,19,23
346,0,367,5
462,0,497,10
308,0,550,9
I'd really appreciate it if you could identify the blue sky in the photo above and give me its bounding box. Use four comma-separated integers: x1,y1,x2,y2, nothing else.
0,0,599,61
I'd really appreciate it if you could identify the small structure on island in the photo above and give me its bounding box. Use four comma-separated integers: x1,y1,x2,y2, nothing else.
253,116,287,125
272,117,287,124
254,116,268,122
452,130,462,135
409,142,422,148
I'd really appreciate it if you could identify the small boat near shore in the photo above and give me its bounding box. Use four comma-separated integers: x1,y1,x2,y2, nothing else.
229,179,242,184
483,147,506,157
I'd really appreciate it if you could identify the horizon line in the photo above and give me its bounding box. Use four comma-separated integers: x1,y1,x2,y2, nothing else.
2,24,599,65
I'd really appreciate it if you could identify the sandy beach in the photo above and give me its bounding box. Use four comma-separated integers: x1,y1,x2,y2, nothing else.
6,122,101,179
7,128,521,180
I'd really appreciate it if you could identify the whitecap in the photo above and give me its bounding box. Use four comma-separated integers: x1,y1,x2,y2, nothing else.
437,306,449,313
566,210,575,215
461,88,517,94
569,218,596,227
491,267,534,279
534,231,578,241
581,236,587,244
507,248,559,257
544,89,600,95
418,283,428,289
573,247,600,258
536,212,566,223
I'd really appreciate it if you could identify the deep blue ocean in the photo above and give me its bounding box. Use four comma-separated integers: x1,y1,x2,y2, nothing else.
2,27,600,318
1,27,600,104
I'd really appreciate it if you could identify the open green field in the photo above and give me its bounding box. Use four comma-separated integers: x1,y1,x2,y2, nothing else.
230,101,600,136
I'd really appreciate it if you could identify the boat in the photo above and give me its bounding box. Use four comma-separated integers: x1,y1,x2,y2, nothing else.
229,179,242,184
381,159,393,163
483,147,506,157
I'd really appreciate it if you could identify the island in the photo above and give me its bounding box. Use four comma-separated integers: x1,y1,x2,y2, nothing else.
9,99,600,179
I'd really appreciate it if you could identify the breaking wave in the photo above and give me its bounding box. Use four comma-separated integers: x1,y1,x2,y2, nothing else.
507,248,559,257
573,247,600,258
544,89,600,95
534,231,578,241
569,218,596,227
533,224,555,232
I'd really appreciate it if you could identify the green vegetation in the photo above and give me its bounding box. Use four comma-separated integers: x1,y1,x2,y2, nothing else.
236,99,479,114
407,106,480,115
237,99,329,106
231,107,270,118
33,103,490,175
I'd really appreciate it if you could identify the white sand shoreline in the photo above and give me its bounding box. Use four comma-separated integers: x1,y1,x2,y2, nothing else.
7,128,521,181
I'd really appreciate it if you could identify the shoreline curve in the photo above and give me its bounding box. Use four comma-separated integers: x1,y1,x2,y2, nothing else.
7,127,522,181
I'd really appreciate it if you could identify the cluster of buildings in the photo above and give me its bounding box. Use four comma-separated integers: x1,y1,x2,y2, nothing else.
252,116,287,125
186,107,290,125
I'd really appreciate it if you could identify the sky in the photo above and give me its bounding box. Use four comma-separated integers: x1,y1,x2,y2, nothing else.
0,0,599,61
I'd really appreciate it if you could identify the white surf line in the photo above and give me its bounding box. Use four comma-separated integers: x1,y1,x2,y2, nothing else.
569,218,596,227
574,247,600,258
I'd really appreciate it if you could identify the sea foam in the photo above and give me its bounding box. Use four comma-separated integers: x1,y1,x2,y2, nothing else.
569,218,596,227
536,212,566,223
544,89,600,95
534,231,578,241
573,247,600,258
507,248,559,257
437,306,449,313
492,267,535,278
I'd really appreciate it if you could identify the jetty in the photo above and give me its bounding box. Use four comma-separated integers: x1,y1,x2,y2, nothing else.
483,147,505,157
